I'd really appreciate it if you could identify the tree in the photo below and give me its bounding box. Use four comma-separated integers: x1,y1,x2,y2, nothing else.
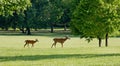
59,9,70,31
31,0,49,30
0,16,11,30
0,0,31,31
43,0,61,33
57,0,81,31
58,0,71,31
0,0,31,16
71,0,120,47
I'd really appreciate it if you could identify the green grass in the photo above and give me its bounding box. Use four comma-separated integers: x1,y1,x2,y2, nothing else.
0,35,120,66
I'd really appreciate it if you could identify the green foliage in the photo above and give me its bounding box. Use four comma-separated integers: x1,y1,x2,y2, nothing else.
71,0,120,41
0,16,11,30
0,0,31,16
28,0,49,29
0,0,73,33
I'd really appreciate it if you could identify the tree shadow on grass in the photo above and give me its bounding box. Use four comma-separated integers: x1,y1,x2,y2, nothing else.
0,53,120,62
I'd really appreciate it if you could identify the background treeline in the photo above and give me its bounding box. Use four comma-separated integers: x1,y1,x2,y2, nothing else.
0,0,79,35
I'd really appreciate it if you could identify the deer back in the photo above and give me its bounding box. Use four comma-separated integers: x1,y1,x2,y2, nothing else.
53,37,68,43
25,39,38,44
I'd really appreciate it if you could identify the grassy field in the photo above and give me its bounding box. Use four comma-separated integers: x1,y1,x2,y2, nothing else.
0,34,120,66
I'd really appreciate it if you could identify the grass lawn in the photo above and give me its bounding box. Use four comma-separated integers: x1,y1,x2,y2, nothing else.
0,35,120,66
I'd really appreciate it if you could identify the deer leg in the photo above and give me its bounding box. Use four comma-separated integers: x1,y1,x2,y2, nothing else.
54,43,56,48
32,44,34,47
51,42,57,48
24,44,27,48
54,42,57,48
51,43,55,48
27,44,30,48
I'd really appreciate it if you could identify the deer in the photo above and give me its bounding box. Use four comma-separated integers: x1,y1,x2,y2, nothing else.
24,39,39,48
51,36,70,48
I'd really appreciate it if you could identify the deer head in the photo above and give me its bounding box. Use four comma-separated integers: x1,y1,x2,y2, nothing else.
35,39,39,42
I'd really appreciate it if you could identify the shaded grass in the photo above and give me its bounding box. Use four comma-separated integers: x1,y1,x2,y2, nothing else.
0,46,120,66
0,53,120,62
0,29,72,37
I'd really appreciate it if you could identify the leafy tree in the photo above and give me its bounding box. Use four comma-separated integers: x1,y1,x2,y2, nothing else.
0,0,31,16
71,0,120,47
31,0,48,30
24,7,34,35
58,0,71,31
0,16,12,30
0,0,31,32
43,0,61,33
53,0,81,31
59,9,70,31
16,13,26,33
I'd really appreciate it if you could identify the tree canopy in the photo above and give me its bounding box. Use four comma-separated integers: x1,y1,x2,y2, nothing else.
71,0,120,47
0,0,31,16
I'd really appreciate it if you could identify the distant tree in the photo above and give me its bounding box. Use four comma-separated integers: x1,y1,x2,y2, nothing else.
0,0,31,31
59,9,70,31
24,7,34,35
31,0,48,30
0,16,11,30
43,0,61,33
58,0,71,31
17,13,26,33
71,0,120,47
56,0,81,31
0,0,31,16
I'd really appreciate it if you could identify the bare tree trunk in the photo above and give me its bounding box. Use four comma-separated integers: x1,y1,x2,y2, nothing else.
50,23,54,33
98,38,102,47
5,27,8,31
64,24,67,31
34,28,38,31
26,27,31,35
105,33,108,47
19,27,26,33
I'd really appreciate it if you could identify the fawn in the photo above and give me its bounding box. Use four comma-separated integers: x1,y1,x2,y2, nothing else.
24,39,38,48
51,36,70,48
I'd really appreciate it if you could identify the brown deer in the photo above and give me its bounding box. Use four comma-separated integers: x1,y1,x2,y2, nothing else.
51,36,70,48
24,39,39,48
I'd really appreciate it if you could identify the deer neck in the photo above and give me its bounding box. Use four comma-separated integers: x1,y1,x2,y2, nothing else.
35,40,37,42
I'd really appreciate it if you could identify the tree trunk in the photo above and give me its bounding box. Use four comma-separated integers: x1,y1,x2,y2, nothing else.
1,27,4,30
50,23,54,33
34,28,38,31
64,24,67,31
105,33,108,47
13,28,16,31
13,22,17,31
5,27,8,31
19,27,25,33
26,27,31,35
98,38,102,47
21,29,25,33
